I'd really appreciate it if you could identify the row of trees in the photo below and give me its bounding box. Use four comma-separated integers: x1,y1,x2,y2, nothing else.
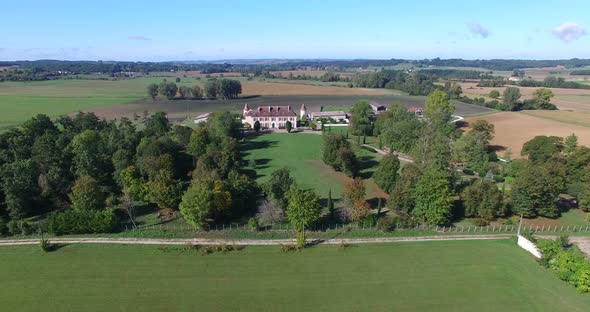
147,78,242,101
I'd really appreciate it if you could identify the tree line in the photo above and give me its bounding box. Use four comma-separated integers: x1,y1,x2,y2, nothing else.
147,78,242,100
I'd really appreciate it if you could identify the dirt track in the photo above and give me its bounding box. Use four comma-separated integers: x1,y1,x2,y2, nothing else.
0,235,513,247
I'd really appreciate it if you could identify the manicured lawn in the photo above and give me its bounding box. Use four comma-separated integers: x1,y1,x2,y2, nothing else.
241,132,383,200
1,240,589,311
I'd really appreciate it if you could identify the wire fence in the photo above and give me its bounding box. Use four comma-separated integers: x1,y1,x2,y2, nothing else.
125,221,590,234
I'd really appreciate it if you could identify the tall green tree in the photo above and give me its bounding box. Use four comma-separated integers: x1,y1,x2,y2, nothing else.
263,167,294,210
376,102,422,153
521,136,563,163
511,162,560,218
205,79,219,98
350,99,372,136
425,90,455,125
143,112,171,137
70,176,105,211
286,186,322,247
159,81,178,100
145,169,182,209
373,154,400,193
191,85,203,99
413,167,454,225
461,180,505,220
502,87,521,111
70,130,110,182
147,83,159,100
0,159,39,219
388,163,422,213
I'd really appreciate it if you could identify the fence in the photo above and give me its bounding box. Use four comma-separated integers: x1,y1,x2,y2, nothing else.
125,221,590,235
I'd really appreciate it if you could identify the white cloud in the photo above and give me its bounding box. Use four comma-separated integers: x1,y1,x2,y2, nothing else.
467,23,490,38
552,22,587,42
127,35,151,41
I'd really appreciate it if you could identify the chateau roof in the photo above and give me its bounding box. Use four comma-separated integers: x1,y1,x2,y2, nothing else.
245,106,297,117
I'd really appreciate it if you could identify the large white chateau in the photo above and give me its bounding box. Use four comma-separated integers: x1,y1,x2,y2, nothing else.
242,104,306,129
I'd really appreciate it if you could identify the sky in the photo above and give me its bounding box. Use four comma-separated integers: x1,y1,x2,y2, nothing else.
1,0,589,61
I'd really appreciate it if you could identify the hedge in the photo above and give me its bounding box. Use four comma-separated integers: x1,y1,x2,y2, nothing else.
46,209,118,235
537,238,590,293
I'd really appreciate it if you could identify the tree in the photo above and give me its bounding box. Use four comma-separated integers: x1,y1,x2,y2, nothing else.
70,130,110,182
219,79,242,99
145,169,182,209
70,176,104,211
0,159,38,219
373,154,400,193
343,178,366,205
253,120,261,133
564,133,578,155
413,167,454,225
285,120,292,133
533,88,555,109
377,102,422,153
147,83,159,100
263,167,294,210
178,85,191,99
336,146,359,177
425,90,455,125
158,81,178,100
144,112,171,137
207,111,242,139
327,188,335,219
521,136,563,163
205,79,219,98
179,181,213,229
511,163,560,218
187,125,210,164
350,99,372,136
489,90,500,99
286,186,322,247
191,85,203,99
470,120,495,146
461,180,505,220
388,163,422,213
502,87,521,111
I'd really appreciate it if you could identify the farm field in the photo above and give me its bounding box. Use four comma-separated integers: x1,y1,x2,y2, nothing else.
459,82,590,112
241,132,385,201
522,110,590,128
2,240,590,311
465,112,590,157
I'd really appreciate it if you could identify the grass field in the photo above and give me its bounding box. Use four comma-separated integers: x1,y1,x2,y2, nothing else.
241,132,385,200
465,112,590,157
2,240,590,311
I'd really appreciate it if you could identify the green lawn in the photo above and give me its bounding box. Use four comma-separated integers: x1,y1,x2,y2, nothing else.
241,132,383,200
1,240,589,311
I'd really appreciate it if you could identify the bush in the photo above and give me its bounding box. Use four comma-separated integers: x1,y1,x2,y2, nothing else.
280,244,302,253
46,209,118,235
376,217,395,232
462,168,474,175
39,238,56,252
7,220,37,236
248,217,259,231
471,218,489,226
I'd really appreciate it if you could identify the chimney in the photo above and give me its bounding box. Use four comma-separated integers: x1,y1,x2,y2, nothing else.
288,105,291,111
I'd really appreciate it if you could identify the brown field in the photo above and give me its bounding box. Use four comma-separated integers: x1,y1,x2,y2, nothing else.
235,81,392,96
521,110,590,128
269,70,354,78
460,82,590,112
137,71,244,78
464,112,590,157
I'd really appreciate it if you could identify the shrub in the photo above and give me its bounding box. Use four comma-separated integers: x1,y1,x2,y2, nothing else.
7,220,37,236
280,244,302,253
471,218,489,226
39,238,55,252
376,217,395,232
47,209,117,235
248,217,259,231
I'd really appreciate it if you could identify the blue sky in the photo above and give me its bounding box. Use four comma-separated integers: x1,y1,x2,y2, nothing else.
1,0,589,61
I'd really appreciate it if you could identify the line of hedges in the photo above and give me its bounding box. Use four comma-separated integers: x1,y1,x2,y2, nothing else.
537,237,590,293
45,209,118,235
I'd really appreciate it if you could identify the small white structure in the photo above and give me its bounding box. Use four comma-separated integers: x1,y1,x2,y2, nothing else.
242,104,298,129
309,111,349,123
517,235,542,258
194,112,211,124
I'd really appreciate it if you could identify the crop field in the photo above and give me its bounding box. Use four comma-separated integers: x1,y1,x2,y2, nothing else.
465,112,590,157
2,240,590,311
241,132,385,201
459,82,590,112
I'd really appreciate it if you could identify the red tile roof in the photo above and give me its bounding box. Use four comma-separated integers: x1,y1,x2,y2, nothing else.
245,106,297,117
